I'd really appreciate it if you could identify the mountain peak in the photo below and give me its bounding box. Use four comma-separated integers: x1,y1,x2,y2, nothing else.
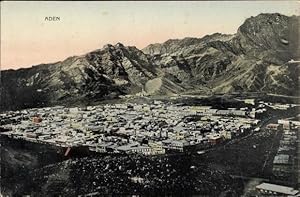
238,13,289,33
103,44,114,49
115,42,125,48
236,12,299,63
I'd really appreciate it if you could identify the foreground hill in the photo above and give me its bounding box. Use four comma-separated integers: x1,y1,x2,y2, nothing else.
1,13,299,111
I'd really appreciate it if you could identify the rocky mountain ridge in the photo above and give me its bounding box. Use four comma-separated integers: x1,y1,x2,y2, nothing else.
1,13,299,111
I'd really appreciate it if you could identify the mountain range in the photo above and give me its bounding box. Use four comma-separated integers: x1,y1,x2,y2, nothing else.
1,13,300,111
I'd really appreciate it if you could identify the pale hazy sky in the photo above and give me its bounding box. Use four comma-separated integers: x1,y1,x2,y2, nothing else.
1,1,299,70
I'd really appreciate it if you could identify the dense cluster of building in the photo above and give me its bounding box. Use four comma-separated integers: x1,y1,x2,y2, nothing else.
256,115,300,196
267,117,300,181
0,101,261,155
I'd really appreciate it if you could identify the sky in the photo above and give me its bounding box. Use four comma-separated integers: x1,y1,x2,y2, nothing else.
1,1,299,70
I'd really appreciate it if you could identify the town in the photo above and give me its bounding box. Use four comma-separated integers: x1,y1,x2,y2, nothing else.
0,100,262,156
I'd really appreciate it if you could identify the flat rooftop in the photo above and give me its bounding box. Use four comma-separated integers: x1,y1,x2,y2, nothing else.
256,183,299,195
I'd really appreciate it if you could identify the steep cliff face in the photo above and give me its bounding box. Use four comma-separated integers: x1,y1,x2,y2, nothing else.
1,13,299,111
235,14,300,62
